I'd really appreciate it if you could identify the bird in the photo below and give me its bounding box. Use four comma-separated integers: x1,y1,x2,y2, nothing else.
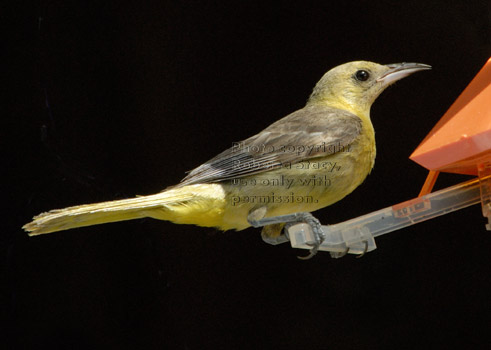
23,60,431,258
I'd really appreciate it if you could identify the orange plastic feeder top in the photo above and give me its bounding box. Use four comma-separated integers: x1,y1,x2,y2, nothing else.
410,57,491,175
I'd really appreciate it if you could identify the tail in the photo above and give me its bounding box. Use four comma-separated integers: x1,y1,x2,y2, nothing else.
23,184,227,236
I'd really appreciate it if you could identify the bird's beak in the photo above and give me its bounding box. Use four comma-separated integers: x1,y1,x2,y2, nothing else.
377,62,432,85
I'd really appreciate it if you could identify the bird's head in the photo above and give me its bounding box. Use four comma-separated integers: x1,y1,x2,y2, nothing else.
308,61,431,117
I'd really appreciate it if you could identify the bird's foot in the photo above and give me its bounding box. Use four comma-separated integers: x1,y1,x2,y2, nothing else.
248,211,325,259
329,240,369,259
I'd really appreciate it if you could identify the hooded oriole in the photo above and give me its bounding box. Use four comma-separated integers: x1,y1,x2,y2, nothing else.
24,61,430,258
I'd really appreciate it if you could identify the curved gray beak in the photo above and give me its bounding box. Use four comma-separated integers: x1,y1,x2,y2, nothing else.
377,62,432,85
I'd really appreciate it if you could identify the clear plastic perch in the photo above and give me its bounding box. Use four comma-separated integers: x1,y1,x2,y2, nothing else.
284,174,491,258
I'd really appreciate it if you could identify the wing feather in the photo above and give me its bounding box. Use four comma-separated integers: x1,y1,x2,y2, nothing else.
177,105,362,186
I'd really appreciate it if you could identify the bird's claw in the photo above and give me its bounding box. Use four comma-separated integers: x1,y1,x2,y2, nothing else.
297,242,320,260
355,240,369,258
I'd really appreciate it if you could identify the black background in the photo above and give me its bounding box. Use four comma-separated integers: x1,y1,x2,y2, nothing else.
5,0,491,349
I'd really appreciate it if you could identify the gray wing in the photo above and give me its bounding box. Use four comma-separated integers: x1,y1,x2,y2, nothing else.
177,105,362,186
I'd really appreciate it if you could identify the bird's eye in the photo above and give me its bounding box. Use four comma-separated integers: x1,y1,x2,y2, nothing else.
354,70,370,82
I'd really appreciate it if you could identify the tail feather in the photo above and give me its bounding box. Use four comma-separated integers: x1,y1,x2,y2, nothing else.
23,188,197,236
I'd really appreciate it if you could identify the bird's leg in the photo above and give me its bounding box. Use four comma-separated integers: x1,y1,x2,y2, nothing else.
248,210,326,259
